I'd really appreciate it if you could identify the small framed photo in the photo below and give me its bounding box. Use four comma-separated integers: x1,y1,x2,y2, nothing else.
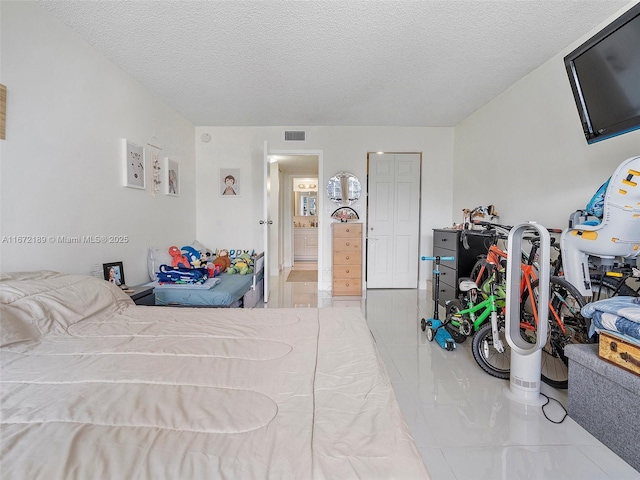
220,167,241,197
122,139,146,189
103,261,126,288
165,157,180,196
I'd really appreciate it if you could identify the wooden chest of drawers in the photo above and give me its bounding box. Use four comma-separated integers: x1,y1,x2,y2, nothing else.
332,223,362,296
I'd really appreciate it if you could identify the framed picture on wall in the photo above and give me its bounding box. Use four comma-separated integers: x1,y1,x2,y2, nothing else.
103,261,126,288
165,157,180,196
122,139,146,189
220,168,241,197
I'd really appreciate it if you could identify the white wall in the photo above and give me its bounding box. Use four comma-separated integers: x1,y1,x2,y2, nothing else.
0,2,196,285
6,1,635,290
195,126,455,290
454,3,640,230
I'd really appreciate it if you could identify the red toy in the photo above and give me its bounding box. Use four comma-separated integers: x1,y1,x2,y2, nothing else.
168,245,191,268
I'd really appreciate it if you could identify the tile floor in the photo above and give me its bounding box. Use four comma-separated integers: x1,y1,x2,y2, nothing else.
259,265,639,479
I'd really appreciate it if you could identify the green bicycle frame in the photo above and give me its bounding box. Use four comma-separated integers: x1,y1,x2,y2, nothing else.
449,293,498,333
449,292,506,354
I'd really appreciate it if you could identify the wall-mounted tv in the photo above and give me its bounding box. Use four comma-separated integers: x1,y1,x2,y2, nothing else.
564,3,640,144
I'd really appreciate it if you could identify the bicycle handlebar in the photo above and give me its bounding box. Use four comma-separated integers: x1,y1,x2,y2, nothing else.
421,256,455,262
471,220,514,231
459,221,562,250
472,220,561,235
461,224,510,250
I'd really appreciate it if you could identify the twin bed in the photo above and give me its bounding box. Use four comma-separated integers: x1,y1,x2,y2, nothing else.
147,247,264,308
0,271,430,479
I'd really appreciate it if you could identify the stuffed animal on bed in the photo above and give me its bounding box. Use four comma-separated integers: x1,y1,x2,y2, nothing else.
213,249,231,271
181,245,202,267
228,253,254,275
169,245,191,268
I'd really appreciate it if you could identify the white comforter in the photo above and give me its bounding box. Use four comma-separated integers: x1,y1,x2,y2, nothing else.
0,271,429,479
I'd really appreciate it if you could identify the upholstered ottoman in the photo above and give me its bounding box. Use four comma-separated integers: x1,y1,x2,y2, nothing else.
565,343,639,472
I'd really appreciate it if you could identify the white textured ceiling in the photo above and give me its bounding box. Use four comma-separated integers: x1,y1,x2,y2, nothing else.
38,0,633,127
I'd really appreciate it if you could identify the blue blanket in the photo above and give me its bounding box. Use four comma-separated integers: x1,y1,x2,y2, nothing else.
581,296,640,343
156,265,209,284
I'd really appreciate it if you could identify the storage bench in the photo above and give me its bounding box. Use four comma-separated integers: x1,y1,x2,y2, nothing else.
564,343,639,472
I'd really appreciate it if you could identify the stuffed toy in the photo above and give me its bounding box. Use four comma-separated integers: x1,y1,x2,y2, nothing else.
181,246,202,267
213,249,231,271
169,245,191,268
228,253,254,275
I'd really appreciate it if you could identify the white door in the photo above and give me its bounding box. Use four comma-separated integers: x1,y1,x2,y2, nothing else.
261,141,271,302
367,153,421,288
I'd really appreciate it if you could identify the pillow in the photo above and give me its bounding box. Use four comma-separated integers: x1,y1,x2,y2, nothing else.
0,270,64,282
215,248,256,259
147,246,173,281
0,273,132,336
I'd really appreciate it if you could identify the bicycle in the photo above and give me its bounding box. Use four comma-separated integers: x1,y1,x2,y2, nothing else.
463,222,589,389
444,263,511,379
589,267,640,299
553,253,639,300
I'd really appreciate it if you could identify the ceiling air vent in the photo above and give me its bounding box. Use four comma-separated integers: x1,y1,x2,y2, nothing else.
284,130,306,141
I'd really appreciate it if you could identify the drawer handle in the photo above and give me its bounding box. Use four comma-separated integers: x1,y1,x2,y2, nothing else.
346,242,350,246
346,229,350,232
346,256,350,260
346,283,350,287
345,269,349,273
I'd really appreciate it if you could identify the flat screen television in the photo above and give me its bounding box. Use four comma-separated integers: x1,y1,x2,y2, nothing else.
564,3,640,144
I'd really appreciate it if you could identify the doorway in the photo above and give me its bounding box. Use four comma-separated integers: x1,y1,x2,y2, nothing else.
266,152,321,280
366,152,421,288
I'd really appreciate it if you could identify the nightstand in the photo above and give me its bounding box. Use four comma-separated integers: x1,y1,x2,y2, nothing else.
128,284,155,305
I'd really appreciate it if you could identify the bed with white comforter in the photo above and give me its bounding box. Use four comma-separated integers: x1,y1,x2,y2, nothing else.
0,271,429,479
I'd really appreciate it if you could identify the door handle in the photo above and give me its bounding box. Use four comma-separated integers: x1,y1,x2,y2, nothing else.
259,220,273,225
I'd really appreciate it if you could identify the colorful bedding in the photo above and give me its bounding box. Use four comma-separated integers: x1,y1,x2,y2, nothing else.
581,296,640,344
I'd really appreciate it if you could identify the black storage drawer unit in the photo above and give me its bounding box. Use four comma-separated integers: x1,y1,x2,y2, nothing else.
432,229,488,306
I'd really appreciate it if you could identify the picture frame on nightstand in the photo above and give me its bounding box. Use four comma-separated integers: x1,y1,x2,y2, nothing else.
103,261,126,288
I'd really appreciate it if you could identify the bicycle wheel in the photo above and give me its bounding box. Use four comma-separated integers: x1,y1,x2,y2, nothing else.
520,276,588,389
469,257,489,292
444,299,467,343
471,322,510,379
589,273,637,300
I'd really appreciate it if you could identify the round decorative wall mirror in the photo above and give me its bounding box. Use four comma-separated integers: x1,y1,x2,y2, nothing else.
326,172,361,206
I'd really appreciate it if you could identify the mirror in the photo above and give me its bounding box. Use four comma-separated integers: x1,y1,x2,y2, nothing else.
295,191,317,216
327,172,361,206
